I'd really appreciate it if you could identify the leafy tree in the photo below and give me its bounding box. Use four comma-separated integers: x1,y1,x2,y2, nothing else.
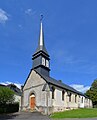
85,79,97,107
0,86,14,105
91,80,97,90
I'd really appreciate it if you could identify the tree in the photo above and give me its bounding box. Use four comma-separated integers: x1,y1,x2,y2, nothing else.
85,79,97,107
0,86,14,105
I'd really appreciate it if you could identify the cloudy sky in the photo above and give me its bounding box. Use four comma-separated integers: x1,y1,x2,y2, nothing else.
0,0,97,93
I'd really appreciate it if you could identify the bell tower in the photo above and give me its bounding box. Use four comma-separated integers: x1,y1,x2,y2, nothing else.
32,16,50,76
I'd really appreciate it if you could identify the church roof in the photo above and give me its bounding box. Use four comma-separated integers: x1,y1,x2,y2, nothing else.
34,69,85,97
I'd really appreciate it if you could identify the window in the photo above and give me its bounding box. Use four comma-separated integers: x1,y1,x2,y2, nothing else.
75,95,77,103
69,93,72,102
46,60,49,67
62,91,65,101
81,97,83,103
42,57,45,66
52,87,55,99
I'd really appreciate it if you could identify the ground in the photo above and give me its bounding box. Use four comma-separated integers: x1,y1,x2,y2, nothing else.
0,111,50,120
0,112,97,120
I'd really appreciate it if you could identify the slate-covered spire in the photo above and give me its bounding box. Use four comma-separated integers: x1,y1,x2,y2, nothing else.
32,15,50,76
34,15,48,55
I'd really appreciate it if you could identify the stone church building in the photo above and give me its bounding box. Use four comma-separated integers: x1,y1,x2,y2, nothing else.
21,19,92,114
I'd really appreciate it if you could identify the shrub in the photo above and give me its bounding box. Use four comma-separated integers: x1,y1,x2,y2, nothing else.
0,102,19,113
0,86,14,105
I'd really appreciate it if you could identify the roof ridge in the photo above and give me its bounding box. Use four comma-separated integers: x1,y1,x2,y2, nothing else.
34,69,85,96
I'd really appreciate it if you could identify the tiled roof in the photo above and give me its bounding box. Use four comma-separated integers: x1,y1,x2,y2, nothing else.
35,70,85,97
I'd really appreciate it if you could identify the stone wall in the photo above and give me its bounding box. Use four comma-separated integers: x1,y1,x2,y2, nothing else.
22,70,92,114
22,70,46,111
47,86,92,113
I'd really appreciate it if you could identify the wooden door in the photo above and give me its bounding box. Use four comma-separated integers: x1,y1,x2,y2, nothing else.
30,97,35,109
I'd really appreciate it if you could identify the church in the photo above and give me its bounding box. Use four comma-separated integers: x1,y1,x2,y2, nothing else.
21,18,92,115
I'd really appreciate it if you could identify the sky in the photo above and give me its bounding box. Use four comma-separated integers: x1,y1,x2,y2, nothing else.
0,0,97,93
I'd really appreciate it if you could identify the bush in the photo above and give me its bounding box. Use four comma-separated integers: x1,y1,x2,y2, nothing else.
0,86,14,105
0,102,19,114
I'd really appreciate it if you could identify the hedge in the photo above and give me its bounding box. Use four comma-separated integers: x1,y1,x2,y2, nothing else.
0,102,19,114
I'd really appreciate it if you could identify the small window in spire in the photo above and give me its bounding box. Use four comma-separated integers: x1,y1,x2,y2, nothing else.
42,57,45,66
46,60,49,67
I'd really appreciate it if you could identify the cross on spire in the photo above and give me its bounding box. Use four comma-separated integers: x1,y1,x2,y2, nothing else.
40,14,43,21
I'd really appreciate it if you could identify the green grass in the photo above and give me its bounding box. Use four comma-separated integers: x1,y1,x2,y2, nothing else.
51,108,97,118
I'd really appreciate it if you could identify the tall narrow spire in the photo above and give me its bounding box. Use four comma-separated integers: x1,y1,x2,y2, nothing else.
34,15,48,55
32,15,50,76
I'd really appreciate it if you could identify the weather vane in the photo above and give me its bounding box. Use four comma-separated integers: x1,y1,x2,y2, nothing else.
40,14,43,21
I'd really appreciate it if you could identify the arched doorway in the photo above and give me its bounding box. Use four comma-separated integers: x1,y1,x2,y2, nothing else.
30,93,35,109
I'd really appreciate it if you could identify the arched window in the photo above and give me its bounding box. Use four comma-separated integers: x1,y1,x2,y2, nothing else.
82,97,83,103
69,93,72,102
75,95,77,103
52,87,55,99
62,91,65,101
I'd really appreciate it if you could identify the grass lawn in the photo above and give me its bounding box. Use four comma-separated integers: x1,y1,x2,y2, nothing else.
51,108,97,118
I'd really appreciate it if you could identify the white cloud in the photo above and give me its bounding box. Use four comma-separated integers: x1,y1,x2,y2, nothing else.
70,84,90,93
25,9,36,16
0,8,9,23
0,81,22,89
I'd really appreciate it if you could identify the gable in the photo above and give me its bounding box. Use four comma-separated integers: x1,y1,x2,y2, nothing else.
23,70,46,90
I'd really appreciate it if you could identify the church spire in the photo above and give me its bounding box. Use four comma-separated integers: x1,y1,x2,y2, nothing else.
32,15,50,76
34,15,48,55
